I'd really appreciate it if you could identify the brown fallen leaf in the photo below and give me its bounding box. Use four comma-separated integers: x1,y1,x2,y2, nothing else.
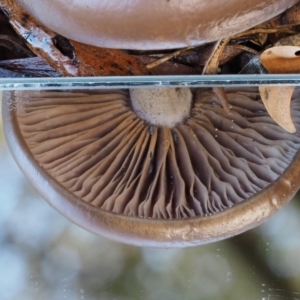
202,38,230,75
258,86,296,133
70,40,151,76
261,45,300,73
259,45,300,133
251,32,268,47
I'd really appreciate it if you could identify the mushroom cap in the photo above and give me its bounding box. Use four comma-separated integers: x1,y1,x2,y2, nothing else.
3,88,300,247
14,0,299,50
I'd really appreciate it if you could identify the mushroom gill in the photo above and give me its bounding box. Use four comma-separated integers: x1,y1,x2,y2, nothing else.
3,88,300,247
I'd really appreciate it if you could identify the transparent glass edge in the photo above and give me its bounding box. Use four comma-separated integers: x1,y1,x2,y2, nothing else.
1,74,300,90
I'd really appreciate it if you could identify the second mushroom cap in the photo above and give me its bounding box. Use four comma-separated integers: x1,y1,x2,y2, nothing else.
14,0,299,49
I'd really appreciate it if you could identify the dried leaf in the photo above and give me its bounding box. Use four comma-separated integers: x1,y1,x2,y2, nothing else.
251,33,268,47
259,45,300,132
275,34,300,47
261,46,300,73
202,38,230,74
259,86,296,133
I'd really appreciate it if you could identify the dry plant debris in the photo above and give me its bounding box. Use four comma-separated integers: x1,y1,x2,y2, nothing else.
259,85,296,133
2,1,300,77
0,0,150,76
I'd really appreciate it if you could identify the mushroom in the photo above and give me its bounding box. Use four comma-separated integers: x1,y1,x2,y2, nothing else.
3,87,300,247
3,1,300,247
13,0,299,50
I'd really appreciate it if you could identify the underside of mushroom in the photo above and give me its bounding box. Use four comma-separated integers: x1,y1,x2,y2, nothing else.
6,87,300,222
3,87,300,247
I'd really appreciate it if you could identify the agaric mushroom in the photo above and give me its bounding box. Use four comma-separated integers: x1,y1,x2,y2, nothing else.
3,1,300,247
13,0,299,50
3,88,300,247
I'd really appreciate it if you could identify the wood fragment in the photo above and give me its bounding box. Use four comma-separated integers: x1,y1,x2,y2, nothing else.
254,32,268,46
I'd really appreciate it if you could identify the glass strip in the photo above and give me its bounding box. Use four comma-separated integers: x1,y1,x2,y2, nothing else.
0,74,300,90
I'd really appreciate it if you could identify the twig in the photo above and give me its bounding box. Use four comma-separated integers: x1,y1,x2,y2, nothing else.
146,45,200,69
233,28,296,39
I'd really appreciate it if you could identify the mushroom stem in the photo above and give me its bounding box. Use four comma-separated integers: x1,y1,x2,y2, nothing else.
129,88,192,127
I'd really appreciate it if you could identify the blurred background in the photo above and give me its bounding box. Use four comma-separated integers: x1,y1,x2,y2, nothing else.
1,91,300,300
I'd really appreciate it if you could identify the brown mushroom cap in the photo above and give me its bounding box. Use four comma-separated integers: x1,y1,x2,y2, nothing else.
14,0,299,50
3,88,300,247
